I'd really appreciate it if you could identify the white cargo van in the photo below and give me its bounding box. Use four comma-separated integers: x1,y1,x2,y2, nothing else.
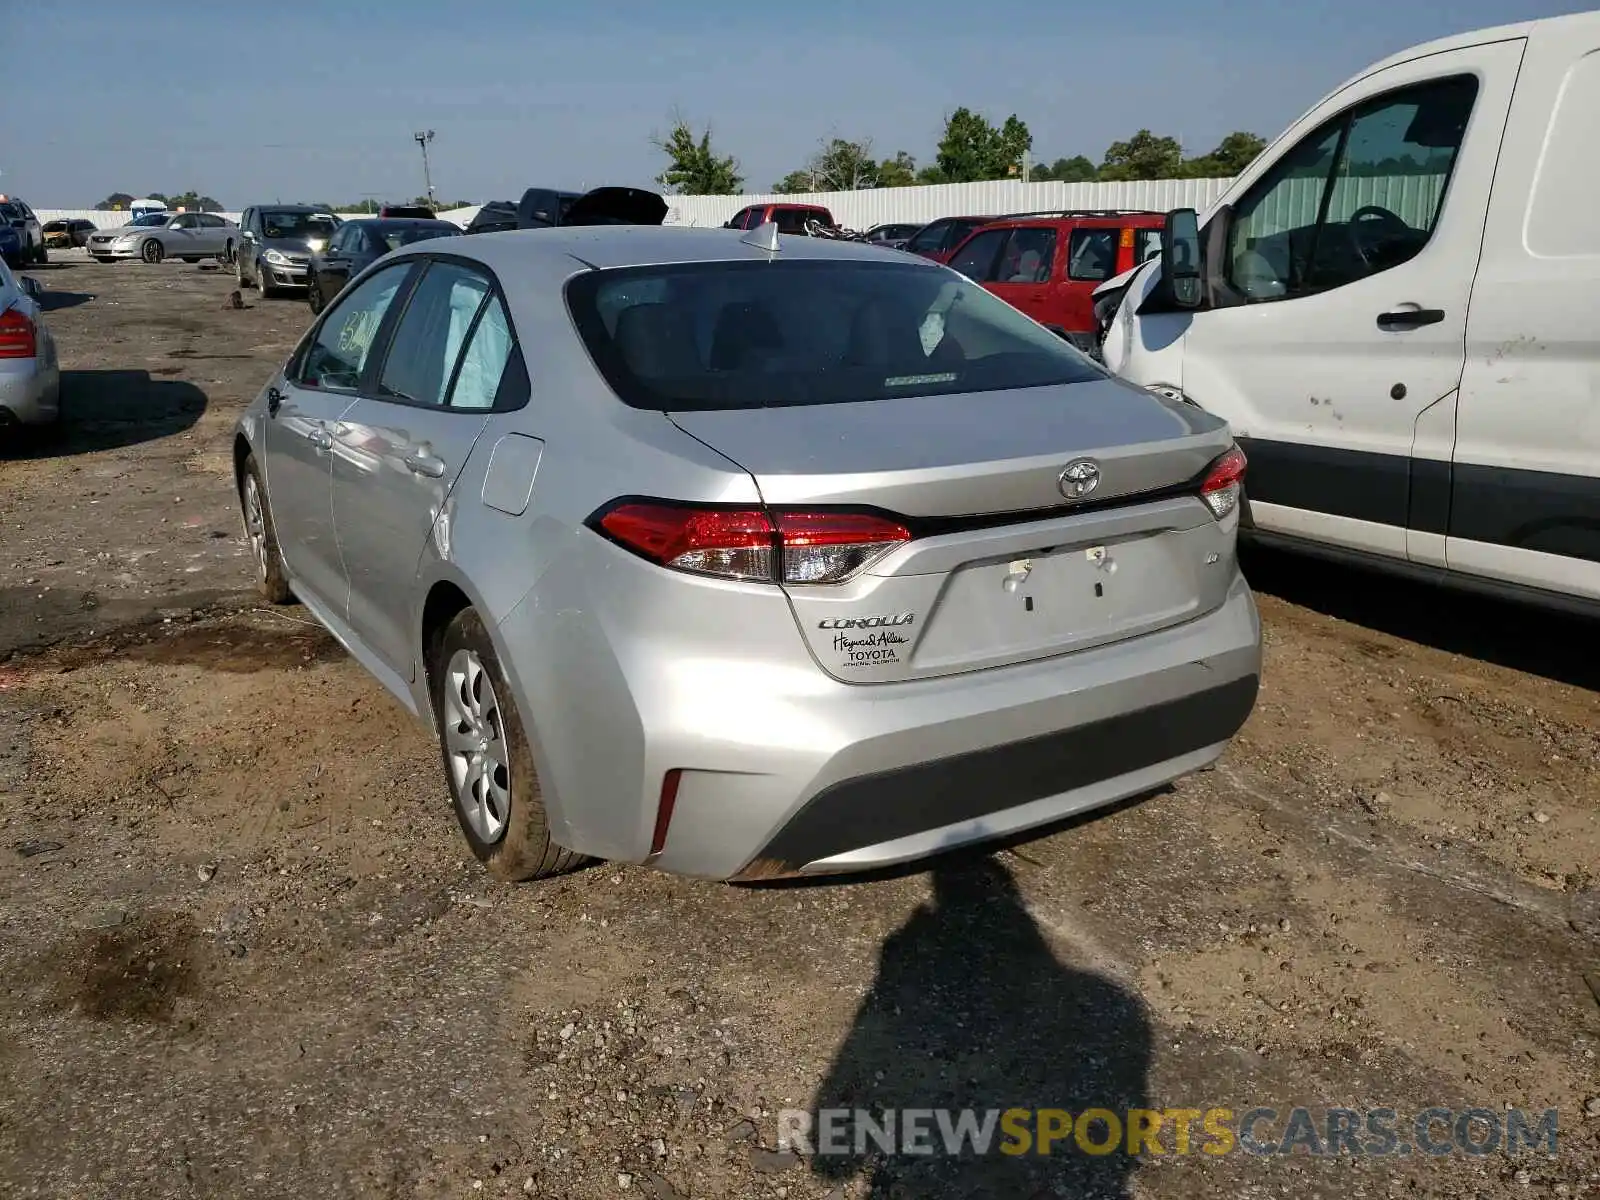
1096,11,1600,616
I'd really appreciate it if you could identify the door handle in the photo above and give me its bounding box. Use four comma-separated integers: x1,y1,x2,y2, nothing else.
1377,308,1445,330
307,428,333,450
404,452,446,478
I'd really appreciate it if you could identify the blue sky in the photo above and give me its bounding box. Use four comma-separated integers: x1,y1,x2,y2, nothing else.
5,0,1587,208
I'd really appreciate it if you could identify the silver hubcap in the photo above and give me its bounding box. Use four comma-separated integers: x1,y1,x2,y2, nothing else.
242,475,268,582
443,649,510,844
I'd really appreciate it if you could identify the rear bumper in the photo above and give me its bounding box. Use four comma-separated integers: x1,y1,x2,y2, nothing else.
0,359,61,426
498,533,1261,881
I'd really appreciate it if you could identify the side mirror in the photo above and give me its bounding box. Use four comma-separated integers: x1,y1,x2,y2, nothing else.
1161,208,1203,308
19,276,43,302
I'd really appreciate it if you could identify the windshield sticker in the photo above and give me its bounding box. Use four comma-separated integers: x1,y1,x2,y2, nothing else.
884,372,958,388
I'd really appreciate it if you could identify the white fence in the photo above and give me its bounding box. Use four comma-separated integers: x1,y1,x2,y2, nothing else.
37,174,1452,243
35,178,1234,235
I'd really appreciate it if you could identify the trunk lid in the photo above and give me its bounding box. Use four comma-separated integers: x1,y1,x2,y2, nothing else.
670,380,1239,683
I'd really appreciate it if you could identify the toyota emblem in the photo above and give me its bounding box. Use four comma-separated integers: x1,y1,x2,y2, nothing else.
1057,459,1102,501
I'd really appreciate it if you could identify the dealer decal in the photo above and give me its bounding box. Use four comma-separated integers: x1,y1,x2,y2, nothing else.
818,613,916,670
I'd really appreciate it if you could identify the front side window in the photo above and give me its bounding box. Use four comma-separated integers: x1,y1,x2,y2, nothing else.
567,259,1105,412
1227,75,1477,301
376,260,493,407
997,228,1056,283
1067,229,1118,281
948,228,1008,281
297,263,412,391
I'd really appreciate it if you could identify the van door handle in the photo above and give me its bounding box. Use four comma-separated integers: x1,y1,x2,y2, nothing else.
1377,308,1445,330
404,451,446,478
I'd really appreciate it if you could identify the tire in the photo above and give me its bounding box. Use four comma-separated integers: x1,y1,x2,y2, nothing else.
256,259,277,299
33,242,48,265
306,275,324,315
431,608,581,882
221,239,234,265
235,252,248,287
238,453,292,604
141,238,164,264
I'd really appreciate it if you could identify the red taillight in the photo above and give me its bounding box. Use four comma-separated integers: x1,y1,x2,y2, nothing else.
0,306,36,359
1200,445,1248,519
594,502,911,584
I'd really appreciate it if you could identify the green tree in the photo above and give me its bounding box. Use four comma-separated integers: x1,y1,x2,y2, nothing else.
915,164,949,185
165,191,224,212
651,116,743,195
95,192,136,211
1189,131,1267,176
1098,130,1183,181
876,151,918,187
1033,155,1097,183
934,108,1033,182
771,171,814,194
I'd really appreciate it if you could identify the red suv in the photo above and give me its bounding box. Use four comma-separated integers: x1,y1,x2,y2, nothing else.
944,210,1165,347
724,203,835,234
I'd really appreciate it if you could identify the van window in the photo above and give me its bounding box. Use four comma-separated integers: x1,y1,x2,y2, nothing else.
1526,50,1600,257
1226,75,1477,300
1067,229,1118,281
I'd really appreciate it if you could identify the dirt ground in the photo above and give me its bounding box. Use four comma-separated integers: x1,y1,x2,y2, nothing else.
1,253,1597,1200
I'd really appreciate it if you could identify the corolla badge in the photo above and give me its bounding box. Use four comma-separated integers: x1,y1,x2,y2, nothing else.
1057,458,1102,501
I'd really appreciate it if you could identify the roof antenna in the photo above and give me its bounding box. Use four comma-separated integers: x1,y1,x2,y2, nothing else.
740,220,781,252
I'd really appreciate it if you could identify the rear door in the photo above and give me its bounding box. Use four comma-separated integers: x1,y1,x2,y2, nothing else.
261,260,416,613
330,256,509,677
986,226,1060,327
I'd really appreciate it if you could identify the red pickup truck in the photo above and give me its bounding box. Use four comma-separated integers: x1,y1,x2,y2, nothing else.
944,210,1165,349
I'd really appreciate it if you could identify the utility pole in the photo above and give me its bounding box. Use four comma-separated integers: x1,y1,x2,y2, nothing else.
413,130,436,206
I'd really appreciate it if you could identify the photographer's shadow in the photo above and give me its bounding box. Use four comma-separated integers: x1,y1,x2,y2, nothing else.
809,857,1150,1199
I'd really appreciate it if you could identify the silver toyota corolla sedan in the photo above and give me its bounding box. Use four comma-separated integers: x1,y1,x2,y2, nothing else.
233,224,1262,883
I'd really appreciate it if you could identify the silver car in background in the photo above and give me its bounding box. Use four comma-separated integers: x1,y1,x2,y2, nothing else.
0,263,61,433
233,224,1261,883
87,211,239,264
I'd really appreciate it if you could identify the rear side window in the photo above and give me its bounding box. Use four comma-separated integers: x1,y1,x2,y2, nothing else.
996,228,1056,282
1067,229,1118,280
566,259,1104,412
773,208,814,234
377,260,493,407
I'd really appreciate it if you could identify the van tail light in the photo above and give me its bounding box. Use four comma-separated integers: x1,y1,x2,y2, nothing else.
1199,444,1248,520
0,306,36,359
592,502,911,584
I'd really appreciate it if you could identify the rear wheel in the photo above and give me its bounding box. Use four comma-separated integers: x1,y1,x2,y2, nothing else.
239,454,292,604
306,276,325,314
140,238,164,264
33,242,48,265
431,609,581,882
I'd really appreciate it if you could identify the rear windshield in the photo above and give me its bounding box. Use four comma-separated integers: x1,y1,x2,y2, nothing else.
566,259,1105,412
